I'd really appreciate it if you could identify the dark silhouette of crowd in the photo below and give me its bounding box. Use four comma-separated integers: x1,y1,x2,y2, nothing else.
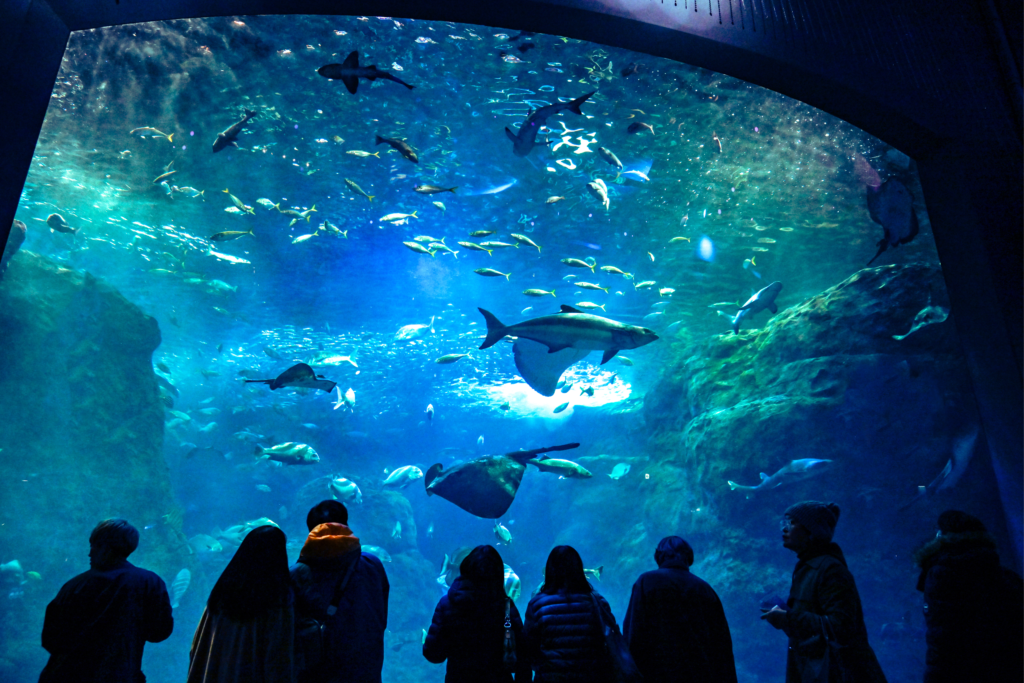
37,503,1023,682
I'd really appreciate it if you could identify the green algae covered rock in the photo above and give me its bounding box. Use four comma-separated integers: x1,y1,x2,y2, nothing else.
0,253,187,674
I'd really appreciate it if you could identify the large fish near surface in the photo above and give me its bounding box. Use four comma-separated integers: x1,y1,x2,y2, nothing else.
479,305,657,396
866,178,919,265
317,51,415,94
720,281,783,334
504,91,595,157
243,363,337,393
212,109,257,153
727,458,833,497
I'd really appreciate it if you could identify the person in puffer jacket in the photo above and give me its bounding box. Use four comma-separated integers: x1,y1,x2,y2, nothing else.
423,545,531,681
523,545,615,682
914,510,1023,683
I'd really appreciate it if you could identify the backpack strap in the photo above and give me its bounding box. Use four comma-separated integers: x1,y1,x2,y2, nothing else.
325,553,359,617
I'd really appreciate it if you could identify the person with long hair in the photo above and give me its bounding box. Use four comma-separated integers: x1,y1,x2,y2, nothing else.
523,545,617,682
187,525,295,683
423,545,531,681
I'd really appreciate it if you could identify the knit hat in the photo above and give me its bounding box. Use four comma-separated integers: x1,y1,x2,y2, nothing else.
785,501,841,542
937,510,986,535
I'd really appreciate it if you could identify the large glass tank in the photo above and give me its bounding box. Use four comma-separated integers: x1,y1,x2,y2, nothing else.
0,14,996,683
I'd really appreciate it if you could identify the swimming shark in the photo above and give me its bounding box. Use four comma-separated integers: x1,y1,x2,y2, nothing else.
728,458,833,497
212,109,256,153
505,91,595,157
317,52,415,94
243,363,337,393
479,305,658,395
720,281,783,333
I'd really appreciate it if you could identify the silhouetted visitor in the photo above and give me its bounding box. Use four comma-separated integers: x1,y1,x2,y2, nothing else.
762,501,887,683
291,500,389,683
523,545,616,682
187,524,295,683
39,518,173,683
423,544,531,681
914,510,1023,683
623,536,737,683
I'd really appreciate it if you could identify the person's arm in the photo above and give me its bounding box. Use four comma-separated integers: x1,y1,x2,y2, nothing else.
41,590,70,655
706,588,738,683
380,564,390,630
784,563,858,644
144,575,174,643
421,597,449,664
521,597,542,672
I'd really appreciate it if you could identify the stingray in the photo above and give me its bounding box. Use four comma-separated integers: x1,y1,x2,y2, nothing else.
243,363,337,393
866,179,919,265
425,442,579,518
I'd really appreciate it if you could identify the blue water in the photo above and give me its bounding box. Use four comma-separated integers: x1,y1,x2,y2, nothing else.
2,14,949,683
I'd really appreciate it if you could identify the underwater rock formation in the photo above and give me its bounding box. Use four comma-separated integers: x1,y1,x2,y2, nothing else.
0,253,187,677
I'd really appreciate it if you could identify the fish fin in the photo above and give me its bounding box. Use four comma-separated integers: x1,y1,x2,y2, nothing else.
448,187,457,193
168,133,174,143
768,303,778,314
342,75,359,94
760,472,769,480
567,91,596,115
513,339,589,396
505,127,518,143
424,463,443,491
478,308,508,349
342,51,359,68
560,305,583,313
727,481,739,490
244,109,255,118
600,349,619,364
367,195,375,202
375,134,386,146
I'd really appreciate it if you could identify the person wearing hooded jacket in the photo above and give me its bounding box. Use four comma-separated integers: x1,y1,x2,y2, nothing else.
523,545,616,683
762,501,887,683
914,510,1023,683
423,545,531,682
623,536,737,683
290,500,389,683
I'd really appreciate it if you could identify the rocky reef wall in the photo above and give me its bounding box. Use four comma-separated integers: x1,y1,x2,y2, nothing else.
565,263,999,682
0,252,187,680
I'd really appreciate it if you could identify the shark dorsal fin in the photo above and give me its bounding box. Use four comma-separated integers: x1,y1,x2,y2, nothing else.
760,472,769,480
560,305,583,313
504,127,519,143
342,51,359,68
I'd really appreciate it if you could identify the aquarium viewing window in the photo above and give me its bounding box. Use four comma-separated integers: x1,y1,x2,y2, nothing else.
0,13,1015,683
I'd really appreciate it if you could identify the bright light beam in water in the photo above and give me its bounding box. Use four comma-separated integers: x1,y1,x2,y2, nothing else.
463,179,518,196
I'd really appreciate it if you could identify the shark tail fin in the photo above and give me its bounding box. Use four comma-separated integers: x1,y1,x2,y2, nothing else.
375,134,386,146
727,480,741,491
478,308,508,349
567,90,596,115
760,472,770,481
244,109,256,118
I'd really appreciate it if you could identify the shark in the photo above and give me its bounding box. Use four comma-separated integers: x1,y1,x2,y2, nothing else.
212,109,257,153
720,281,783,334
479,305,658,395
317,52,415,94
504,91,595,157
243,363,337,393
728,458,833,496
866,178,919,265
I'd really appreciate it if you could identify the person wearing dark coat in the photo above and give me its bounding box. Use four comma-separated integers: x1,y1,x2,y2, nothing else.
39,518,173,683
623,536,737,683
523,545,615,683
188,525,296,683
914,510,1024,683
290,500,389,683
762,501,887,683
423,545,532,682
